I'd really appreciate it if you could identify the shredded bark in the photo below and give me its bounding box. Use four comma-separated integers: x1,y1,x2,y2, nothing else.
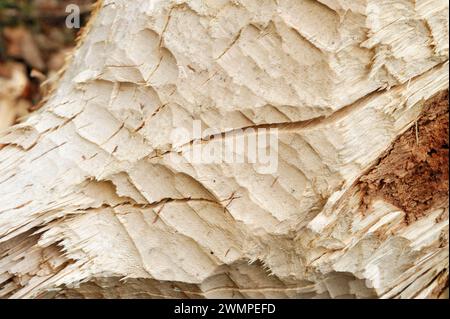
359,90,449,223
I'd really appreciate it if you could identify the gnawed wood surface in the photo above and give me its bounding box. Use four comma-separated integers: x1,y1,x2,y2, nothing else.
0,0,448,298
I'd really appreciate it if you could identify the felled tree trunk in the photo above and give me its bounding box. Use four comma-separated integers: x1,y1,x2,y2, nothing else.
0,0,448,299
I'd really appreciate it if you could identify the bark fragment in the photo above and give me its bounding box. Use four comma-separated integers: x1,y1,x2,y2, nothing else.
360,90,449,223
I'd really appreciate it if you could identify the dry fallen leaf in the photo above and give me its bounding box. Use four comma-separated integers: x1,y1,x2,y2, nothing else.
3,27,46,71
0,62,31,131
30,68,47,82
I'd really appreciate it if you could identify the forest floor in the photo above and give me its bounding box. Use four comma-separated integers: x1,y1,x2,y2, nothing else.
0,0,94,131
